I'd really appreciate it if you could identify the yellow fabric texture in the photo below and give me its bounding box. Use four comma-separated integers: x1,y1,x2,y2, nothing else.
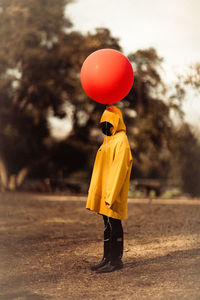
86,106,133,220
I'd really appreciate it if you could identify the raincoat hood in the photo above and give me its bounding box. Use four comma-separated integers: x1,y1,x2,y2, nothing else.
100,106,126,135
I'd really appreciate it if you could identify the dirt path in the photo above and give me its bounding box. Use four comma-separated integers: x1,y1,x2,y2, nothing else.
0,192,200,300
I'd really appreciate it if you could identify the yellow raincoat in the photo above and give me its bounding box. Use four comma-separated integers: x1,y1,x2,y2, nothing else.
86,106,133,220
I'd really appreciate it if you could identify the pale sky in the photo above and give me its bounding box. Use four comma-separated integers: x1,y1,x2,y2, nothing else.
67,0,200,75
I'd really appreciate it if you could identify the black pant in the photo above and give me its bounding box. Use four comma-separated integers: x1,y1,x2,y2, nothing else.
102,215,124,262
103,215,123,241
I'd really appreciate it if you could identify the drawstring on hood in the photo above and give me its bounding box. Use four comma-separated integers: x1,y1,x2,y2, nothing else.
100,106,126,135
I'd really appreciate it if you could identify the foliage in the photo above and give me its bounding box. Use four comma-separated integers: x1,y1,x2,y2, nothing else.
121,48,173,179
0,0,121,189
0,0,73,188
180,63,200,92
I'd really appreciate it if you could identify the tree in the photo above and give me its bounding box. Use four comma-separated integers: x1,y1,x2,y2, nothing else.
0,0,122,190
170,124,200,197
120,48,175,180
0,0,74,190
181,63,200,92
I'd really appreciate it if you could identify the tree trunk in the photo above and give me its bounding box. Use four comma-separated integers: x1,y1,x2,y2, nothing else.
0,155,49,191
0,157,8,191
16,167,29,188
14,155,49,190
137,67,143,115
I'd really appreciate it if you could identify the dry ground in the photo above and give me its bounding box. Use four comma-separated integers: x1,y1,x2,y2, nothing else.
0,192,200,300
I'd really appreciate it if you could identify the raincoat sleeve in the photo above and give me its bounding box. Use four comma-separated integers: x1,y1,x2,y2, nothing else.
105,141,132,207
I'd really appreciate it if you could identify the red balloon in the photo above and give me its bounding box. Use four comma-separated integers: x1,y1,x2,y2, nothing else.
80,49,134,104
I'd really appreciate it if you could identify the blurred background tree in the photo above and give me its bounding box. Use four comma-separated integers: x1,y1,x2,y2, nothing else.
180,63,200,92
0,0,73,190
124,49,173,180
169,123,200,197
0,0,121,191
0,0,199,196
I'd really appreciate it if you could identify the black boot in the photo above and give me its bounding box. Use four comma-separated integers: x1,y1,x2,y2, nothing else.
90,238,110,271
96,260,123,273
90,256,109,271
96,235,123,273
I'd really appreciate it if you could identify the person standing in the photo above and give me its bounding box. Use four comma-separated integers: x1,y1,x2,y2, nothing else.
86,105,133,273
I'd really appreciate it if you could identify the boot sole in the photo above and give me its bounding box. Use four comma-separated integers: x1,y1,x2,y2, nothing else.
96,264,123,273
